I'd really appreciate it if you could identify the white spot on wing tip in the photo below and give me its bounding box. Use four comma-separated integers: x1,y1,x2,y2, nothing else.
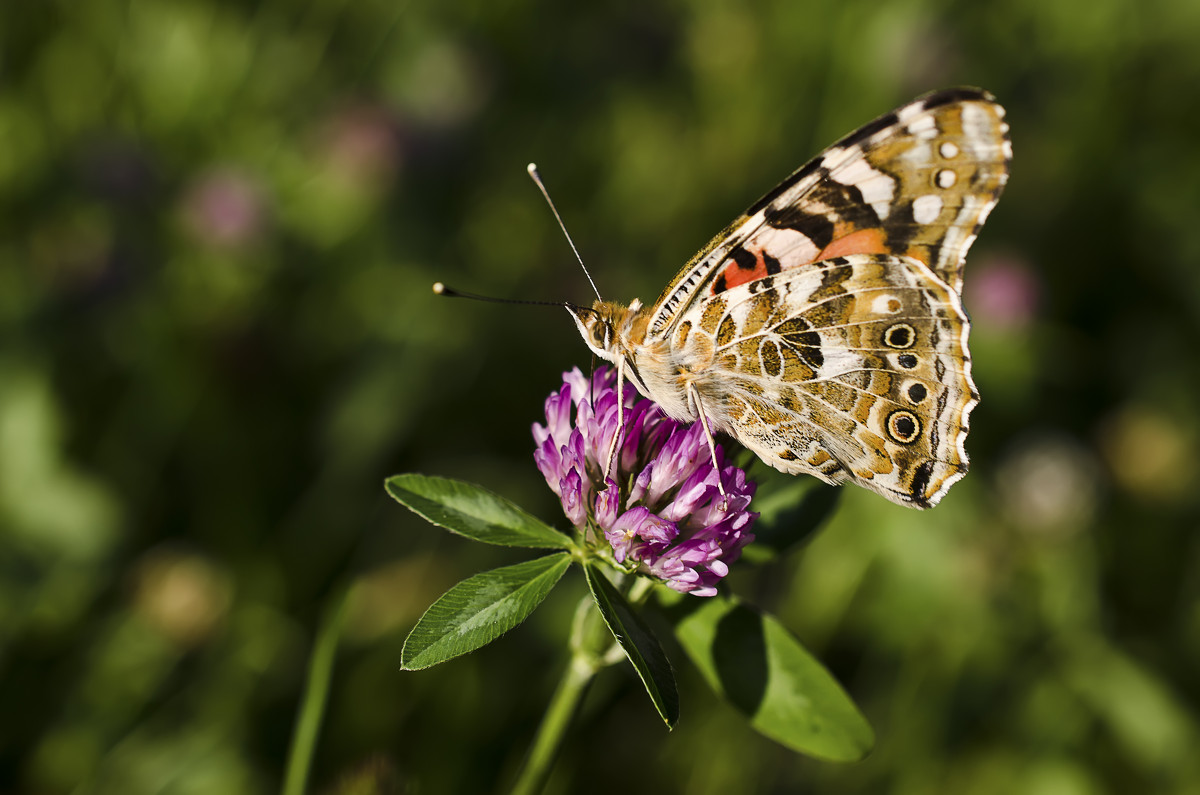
896,102,924,123
907,115,938,139
961,103,993,139
939,141,959,159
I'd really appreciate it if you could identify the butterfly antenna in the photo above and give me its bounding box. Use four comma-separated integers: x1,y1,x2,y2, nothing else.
527,163,602,301
433,282,592,313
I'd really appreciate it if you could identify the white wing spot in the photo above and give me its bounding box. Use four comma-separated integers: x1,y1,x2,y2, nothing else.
830,156,896,221
912,194,943,224
937,169,957,188
906,115,938,140
939,141,959,159
976,197,997,226
748,225,821,264
896,101,925,123
815,347,861,380
961,104,997,157
871,294,903,314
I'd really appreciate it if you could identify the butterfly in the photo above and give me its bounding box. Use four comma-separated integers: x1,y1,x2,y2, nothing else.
570,87,1011,509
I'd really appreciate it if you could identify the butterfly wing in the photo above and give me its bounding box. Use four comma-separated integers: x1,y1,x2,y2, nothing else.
670,253,976,508
646,87,1010,338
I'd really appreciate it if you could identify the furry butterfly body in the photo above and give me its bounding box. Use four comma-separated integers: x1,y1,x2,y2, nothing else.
570,88,1011,508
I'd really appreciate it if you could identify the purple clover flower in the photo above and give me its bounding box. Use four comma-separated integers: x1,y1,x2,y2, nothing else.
532,367,757,597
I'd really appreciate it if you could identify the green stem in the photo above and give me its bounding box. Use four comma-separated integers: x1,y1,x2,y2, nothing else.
509,653,596,795
625,574,654,605
282,586,349,795
510,595,613,795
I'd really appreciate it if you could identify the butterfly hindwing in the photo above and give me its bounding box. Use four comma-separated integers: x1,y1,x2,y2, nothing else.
673,253,976,508
646,88,1010,338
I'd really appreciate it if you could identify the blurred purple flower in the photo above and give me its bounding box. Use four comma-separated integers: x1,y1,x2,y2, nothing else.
181,168,268,250
532,368,757,597
968,255,1040,331
318,104,403,188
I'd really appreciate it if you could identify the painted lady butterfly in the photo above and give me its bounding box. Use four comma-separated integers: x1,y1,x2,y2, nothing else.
571,88,1011,508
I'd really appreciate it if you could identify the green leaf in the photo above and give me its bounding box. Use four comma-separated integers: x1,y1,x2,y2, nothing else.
673,595,873,760
401,553,572,670
584,564,679,728
386,473,571,549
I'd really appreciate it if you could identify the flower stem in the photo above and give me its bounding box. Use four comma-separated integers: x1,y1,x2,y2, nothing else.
282,586,349,795
510,595,614,795
509,653,595,795
625,574,654,605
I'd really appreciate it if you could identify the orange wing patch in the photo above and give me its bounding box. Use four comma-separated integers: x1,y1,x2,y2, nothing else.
817,227,889,261
712,246,782,293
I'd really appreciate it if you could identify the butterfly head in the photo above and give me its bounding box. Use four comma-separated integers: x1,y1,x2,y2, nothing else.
568,299,645,362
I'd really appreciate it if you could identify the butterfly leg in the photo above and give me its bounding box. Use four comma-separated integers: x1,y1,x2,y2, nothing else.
686,382,729,507
604,356,627,483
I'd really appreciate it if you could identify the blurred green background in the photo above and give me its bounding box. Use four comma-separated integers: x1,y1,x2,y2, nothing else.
3,0,1199,792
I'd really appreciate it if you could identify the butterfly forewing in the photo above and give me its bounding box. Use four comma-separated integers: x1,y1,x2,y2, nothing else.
648,88,1010,335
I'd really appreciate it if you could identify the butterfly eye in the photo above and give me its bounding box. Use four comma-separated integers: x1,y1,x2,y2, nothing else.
592,322,608,348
